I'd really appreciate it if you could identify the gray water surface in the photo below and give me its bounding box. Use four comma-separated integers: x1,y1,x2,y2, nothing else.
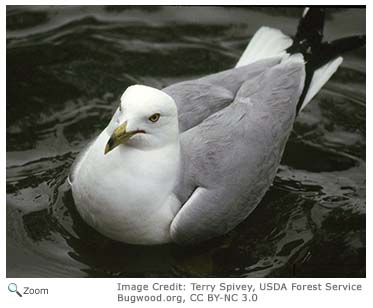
6,6,365,277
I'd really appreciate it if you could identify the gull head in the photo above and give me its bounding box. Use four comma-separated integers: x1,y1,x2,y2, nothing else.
105,85,179,153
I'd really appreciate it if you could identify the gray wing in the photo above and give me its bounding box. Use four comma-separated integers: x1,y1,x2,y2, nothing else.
163,57,281,132
170,58,305,244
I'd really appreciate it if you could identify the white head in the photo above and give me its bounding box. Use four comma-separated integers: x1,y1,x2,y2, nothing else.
105,85,179,153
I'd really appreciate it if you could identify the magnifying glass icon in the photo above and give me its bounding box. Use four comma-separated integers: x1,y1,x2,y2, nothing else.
8,283,22,297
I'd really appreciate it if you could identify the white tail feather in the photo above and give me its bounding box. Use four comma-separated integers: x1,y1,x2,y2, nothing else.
236,27,293,68
237,26,343,113
300,57,343,111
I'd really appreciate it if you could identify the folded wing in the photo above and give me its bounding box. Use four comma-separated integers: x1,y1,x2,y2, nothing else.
163,58,282,132
171,57,305,244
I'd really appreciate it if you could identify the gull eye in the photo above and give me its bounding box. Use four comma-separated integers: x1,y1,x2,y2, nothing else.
148,113,160,123
118,102,122,112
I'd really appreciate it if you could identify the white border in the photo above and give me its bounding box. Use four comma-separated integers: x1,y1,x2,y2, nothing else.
1,0,370,5
1,1,369,308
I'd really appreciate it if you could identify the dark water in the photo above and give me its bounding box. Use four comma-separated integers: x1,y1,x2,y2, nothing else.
6,6,366,278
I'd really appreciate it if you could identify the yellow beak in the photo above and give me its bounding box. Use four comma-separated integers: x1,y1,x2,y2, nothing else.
104,122,143,154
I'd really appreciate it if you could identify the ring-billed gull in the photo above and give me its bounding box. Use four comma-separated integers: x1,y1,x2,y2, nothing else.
69,8,365,245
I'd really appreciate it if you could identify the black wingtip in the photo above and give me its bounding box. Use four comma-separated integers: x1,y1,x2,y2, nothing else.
329,35,366,53
291,8,366,114
317,35,366,67
288,7,325,55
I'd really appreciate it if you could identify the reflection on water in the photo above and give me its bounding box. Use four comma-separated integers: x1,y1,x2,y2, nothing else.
6,6,365,277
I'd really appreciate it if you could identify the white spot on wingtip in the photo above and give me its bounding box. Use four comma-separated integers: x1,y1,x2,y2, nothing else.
303,7,310,18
